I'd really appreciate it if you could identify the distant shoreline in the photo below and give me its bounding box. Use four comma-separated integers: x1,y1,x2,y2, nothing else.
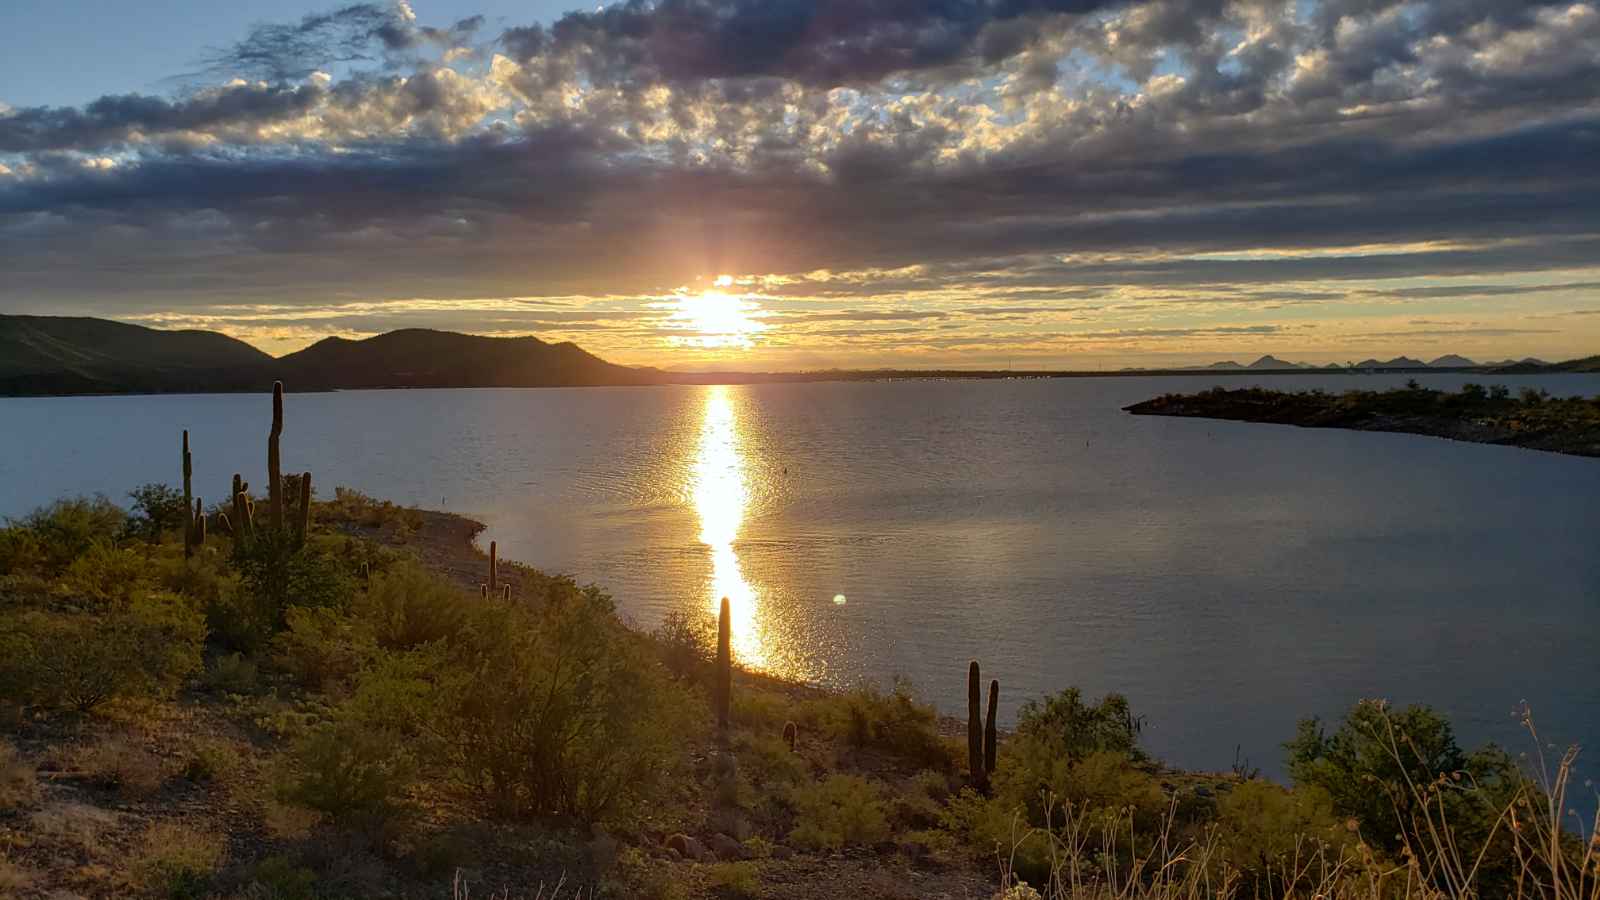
2,363,1566,399
1124,384,1600,458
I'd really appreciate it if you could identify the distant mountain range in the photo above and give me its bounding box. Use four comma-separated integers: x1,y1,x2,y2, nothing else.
0,315,661,395
1196,354,1569,371
2,314,1595,396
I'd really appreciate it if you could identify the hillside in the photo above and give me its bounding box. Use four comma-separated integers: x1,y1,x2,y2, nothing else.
0,317,664,395
275,329,662,389
0,315,275,395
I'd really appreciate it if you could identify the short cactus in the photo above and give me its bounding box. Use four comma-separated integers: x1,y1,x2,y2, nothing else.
783,720,798,752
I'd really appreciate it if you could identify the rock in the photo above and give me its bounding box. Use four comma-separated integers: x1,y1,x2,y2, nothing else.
770,844,794,860
709,832,746,860
665,833,708,861
1194,785,1213,798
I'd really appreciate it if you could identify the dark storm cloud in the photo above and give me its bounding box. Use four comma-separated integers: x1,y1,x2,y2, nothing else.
501,0,1147,89
0,83,326,153
203,2,428,82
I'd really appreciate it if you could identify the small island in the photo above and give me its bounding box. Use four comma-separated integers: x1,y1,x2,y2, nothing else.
1125,383,1600,458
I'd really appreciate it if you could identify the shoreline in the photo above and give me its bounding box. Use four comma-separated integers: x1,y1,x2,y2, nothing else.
1124,385,1600,458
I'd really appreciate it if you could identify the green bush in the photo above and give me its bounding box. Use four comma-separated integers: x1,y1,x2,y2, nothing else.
8,496,126,575
0,591,205,711
349,580,698,825
1014,687,1145,762
1213,781,1351,888
127,483,188,542
227,532,354,650
803,681,951,770
60,542,155,604
651,609,713,679
131,823,225,900
354,560,467,650
788,775,890,850
275,605,373,691
1285,700,1519,859
706,861,760,897
276,720,416,839
200,652,260,695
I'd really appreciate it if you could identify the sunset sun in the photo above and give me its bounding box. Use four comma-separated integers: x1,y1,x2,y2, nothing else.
669,287,767,350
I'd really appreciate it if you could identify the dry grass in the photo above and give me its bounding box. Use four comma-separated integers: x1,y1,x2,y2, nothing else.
61,734,167,799
28,801,118,856
991,705,1598,900
0,852,37,893
0,739,40,812
130,821,227,897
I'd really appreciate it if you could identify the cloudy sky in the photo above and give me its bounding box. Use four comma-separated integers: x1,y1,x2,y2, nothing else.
2,0,1597,369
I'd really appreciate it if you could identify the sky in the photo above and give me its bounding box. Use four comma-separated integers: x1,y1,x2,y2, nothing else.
1,0,1597,371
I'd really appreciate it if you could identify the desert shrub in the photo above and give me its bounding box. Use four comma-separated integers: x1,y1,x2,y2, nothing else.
8,496,126,575
200,651,260,695
230,531,354,645
0,526,46,577
0,740,40,813
69,735,168,798
1286,700,1524,893
1213,781,1351,888
1014,687,1145,762
276,720,417,840
354,560,468,650
127,483,188,541
183,739,243,784
59,541,155,604
706,861,760,897
730,690,789,730
247,855,319,900
0,853,34,893
131,822,225,900
351,581,698,824
651,609,713,679
0,591,205,711
788,775,890,850
804,681,951,770
275,605,373,692
324,487,422,534
734,733,809,791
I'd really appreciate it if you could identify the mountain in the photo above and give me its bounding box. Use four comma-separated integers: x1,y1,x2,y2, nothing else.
1487,356,1595,374
276,329,659,389
1246,355,1304,370
1427,354,1477,368
0,316,663,395
1207,360,1244,369
1354,356,1431,369
0,314,275,395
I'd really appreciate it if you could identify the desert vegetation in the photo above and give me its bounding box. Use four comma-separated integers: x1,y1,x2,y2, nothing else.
1126,383,1600,457
0,385,1593,898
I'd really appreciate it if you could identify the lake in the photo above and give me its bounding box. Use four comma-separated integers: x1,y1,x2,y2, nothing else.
2,372,1597,780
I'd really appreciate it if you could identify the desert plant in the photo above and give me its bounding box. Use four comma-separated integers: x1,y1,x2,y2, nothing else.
715,595,732,729
131,822,226,900
969,660,986,792
127,482,188,542
789,774,890,850
277,720,417,840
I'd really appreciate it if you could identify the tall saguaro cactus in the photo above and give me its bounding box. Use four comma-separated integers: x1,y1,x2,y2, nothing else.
267,382,284,533
488,541,498,595
182,430,195,557
985,679,999,776
296,471,312,547
715,596,732,729
968,660,986,791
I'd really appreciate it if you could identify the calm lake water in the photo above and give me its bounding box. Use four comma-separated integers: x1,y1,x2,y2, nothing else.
2,372,1597,780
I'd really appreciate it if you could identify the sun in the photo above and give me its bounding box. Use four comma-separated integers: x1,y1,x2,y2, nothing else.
668,287,768,349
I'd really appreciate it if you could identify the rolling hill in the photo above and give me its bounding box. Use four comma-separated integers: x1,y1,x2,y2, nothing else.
275,329,660,389
0,315,276,395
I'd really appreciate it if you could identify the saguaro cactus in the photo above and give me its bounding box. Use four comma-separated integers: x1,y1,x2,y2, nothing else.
783,720,798,752
985,679,999,776
182,430,194,557
715,596,732,729
192,498,206,547
968,661,987,792
296,471,312,547
267,382,284,534
487,541,498,595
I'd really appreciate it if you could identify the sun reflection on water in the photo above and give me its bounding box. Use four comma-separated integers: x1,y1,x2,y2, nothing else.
691,385,766,669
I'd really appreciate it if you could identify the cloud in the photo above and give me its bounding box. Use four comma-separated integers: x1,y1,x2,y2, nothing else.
3,0,1600,364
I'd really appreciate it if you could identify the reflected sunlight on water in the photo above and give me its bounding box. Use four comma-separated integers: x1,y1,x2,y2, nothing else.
690,385,769,670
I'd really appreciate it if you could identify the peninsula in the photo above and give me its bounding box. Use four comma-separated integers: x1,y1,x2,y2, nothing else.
1125,383,1600,458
